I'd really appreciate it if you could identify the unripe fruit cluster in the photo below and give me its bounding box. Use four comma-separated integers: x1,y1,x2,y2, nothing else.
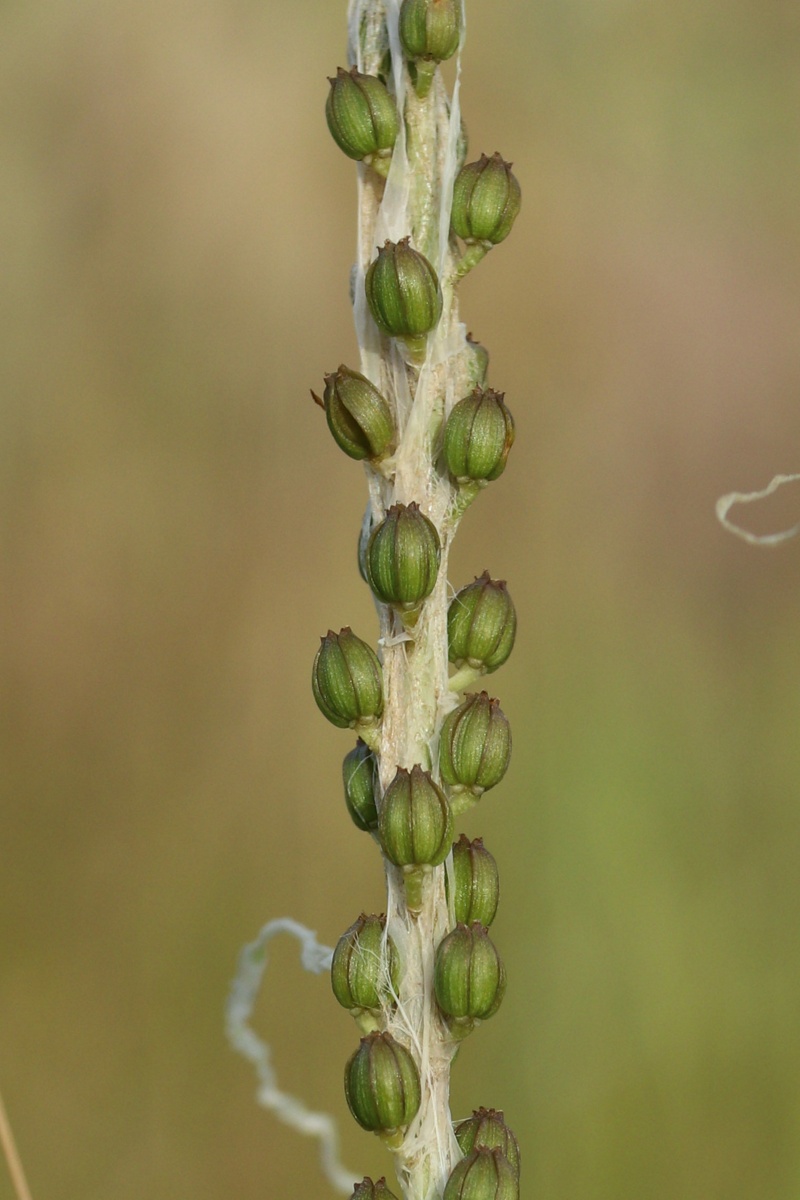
313,4,524,1194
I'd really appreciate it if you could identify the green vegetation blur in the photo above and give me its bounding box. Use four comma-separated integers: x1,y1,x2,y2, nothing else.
2,0,799,1196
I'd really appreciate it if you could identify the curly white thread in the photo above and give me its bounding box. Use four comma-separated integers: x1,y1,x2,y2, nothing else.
716,473,800,546
226,918,357,1195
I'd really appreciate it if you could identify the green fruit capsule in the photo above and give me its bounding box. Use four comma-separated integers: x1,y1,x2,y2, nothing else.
312,628,383,731
454,1109,521,1179
326,67,400,166
351,1179,401,1200
451,153,521,247
366,502,441,611
442,389,515,485
365,238,442,341
443,1147,519,1200
434,922,506,1022
439,692,511,798
344,1031,421,1134
399,0,461,64
448,573,517,673
379,765,453,869
314,366,394,462
449,835,500,928
343,740,379,832
465,333,490,387
331,914,400,1015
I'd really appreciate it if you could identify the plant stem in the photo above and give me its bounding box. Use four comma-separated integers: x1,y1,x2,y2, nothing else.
346,4,481,1198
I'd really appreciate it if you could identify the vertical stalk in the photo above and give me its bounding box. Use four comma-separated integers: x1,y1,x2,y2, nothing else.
234,4,521,1196
309,4,522,1200
348,5,474,1198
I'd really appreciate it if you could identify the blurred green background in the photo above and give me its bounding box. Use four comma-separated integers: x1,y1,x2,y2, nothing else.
2,0,799,1197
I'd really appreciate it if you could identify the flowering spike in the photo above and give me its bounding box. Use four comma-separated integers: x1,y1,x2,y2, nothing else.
285,3,527,1194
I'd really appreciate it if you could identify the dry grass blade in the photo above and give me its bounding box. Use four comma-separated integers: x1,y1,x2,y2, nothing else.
0,1086,34,1200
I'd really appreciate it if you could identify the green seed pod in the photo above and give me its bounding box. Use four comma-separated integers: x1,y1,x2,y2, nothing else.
312,628,384,730
344,1031,421,1133
366,502,441,610
443,1147,519,1200
435,923,507,1022
379,765,453,869
326,67,400,165
454,1109,521,1178
351,1179,401,1200
331,914,400,1015
465,333,490,387
314,366,394,462
343,740,379,832
439,692,511,797
365,238,443,340
442,388,515,484
448,573,517,673
449,835,500,927
357,518,375,586
451,153,521,247
399,0,461,64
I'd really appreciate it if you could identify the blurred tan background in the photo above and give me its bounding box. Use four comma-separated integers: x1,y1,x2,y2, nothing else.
2,0,800,1197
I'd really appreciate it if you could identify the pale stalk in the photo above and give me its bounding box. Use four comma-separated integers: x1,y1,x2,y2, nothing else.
347,3,482,1199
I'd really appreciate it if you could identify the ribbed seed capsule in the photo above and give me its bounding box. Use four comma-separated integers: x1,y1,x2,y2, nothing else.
448,574,517,673
365,238,442,341
439,692,511,797
366,502,441,610
449,835,500,927
443,1147,519,1200
343,740,379,832
454,1109,521,1178
434,922,506,1022
351,1179,401,1200
379,765,453,869
399,0,461,63
344,1031,421,1133
451,153,521,246
312,628,383,730
326,67,400,165
442,389,515,484
314,366,394,462
331,914,399,1015
466,333,490,387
